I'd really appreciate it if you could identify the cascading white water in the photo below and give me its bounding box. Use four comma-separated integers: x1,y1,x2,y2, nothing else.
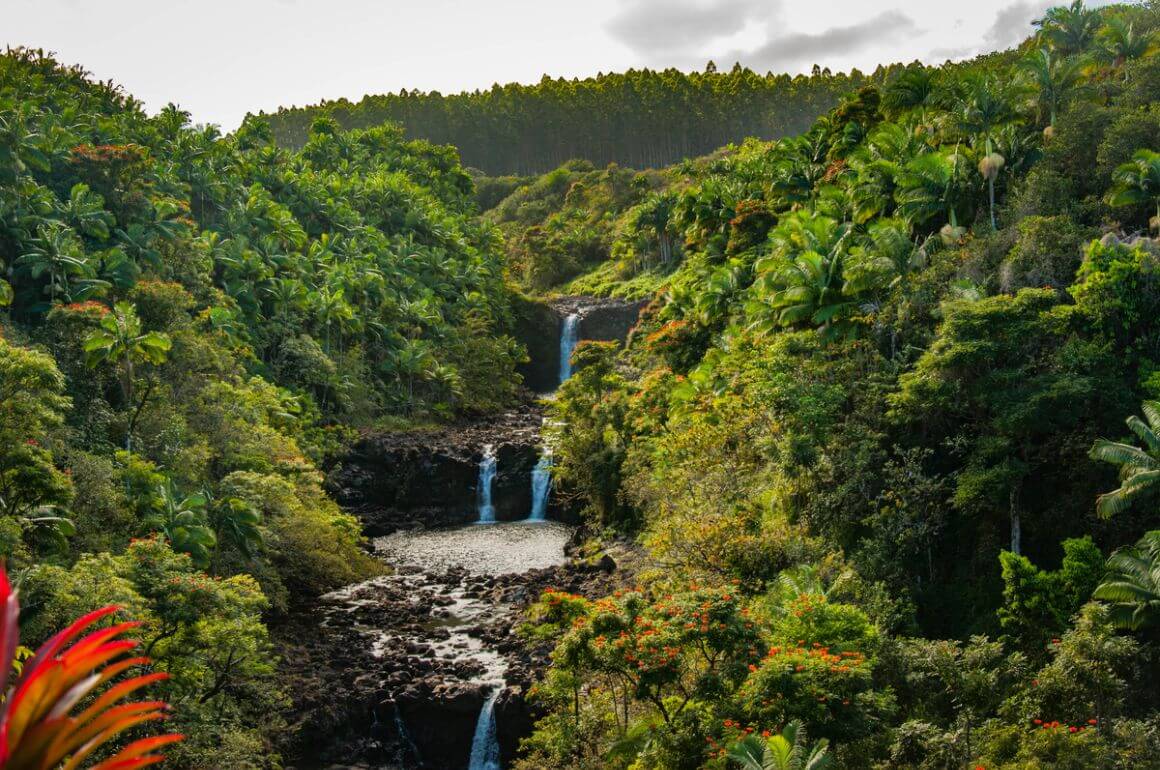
391,702,420,763
477,444,497,523
468,687,502,770
559,313,581,385
528,448,552,521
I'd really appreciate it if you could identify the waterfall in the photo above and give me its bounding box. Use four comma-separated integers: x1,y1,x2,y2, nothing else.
559,313,580,385
528,449,552,521
477,444,497,523
468,687,502,770
390,702,421,763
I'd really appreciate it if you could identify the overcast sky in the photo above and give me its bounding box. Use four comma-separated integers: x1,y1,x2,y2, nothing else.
6,0,1082,131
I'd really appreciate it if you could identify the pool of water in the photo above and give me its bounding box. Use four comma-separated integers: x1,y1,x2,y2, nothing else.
374,520,573,576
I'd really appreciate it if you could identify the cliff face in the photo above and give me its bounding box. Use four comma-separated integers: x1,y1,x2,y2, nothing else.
510,294,648,393
550,295,649,348
327,408,548,534
510,295,562,393
330,295,648,535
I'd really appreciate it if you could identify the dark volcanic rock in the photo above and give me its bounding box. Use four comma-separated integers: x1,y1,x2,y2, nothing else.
549,295,648,348
327,407,548,535
510,294,562,393
397,681,488,769
278,546,632,770
513,295,648,395
494,688,536,767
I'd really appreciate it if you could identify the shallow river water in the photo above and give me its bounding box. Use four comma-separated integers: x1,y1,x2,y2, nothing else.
375,520,573,575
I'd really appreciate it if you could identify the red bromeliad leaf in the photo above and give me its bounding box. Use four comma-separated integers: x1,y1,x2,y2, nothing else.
0,564,181,769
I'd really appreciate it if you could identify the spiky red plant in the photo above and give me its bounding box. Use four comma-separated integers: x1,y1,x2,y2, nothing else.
0,565,182,769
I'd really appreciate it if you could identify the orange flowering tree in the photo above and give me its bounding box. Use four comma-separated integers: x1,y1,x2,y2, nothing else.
541,586,761,730
736,594,894,744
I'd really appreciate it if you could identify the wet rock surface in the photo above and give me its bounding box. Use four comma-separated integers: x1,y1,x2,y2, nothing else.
510,295,562,393
327,407,550,535
279,522,624,770
549,295,647,347
290,294,638,769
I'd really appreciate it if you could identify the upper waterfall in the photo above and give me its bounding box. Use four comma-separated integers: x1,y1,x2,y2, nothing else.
558,313,580,385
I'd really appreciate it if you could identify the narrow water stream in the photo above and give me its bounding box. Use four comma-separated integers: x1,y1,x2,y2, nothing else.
558,313,580,384
477,444,497,523
468,688,503,770
528,449,552,521
295,299,639,769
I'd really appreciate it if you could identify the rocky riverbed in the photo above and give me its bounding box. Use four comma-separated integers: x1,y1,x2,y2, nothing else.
279,522,623,770
327,407,552,535
282,294,643,769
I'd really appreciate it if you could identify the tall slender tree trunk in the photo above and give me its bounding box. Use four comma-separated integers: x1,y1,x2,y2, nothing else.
988,177,997,231
1010,485,1022,555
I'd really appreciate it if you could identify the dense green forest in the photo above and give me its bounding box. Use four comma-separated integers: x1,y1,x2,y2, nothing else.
263,65,887,175
0,46,526,766
4,1,1160,769
496,2,1160,768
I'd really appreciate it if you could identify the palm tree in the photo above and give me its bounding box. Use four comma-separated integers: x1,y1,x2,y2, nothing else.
881,67,940,121
83,301,171,451
0,498,76,554
979,151,1006,231
769,133,828,212
1093,530,1160,632
1095,17,1157,73
147,481,216,569
634,192,680,266
846,122,928,223
1107,149,1160,230
728,721,832,770
1035,1,1101,56
62,183,114,239
748,215,858,341
895,149,972,232
16,223,91,305
207,494,262,571
312,284,355,353
949,75,1020,148
1021,48,1085,129
1090,401,1160,518
843,218,927,294
694,260,750,326
388,338,437,411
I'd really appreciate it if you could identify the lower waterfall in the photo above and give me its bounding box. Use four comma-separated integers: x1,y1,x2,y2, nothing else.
528,449,552,521
477,444,497,523
468,687,502,770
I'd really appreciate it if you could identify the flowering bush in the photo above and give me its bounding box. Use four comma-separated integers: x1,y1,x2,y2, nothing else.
0,562,180,768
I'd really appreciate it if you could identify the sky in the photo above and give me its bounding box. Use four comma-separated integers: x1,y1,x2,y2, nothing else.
4,0,1080,131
